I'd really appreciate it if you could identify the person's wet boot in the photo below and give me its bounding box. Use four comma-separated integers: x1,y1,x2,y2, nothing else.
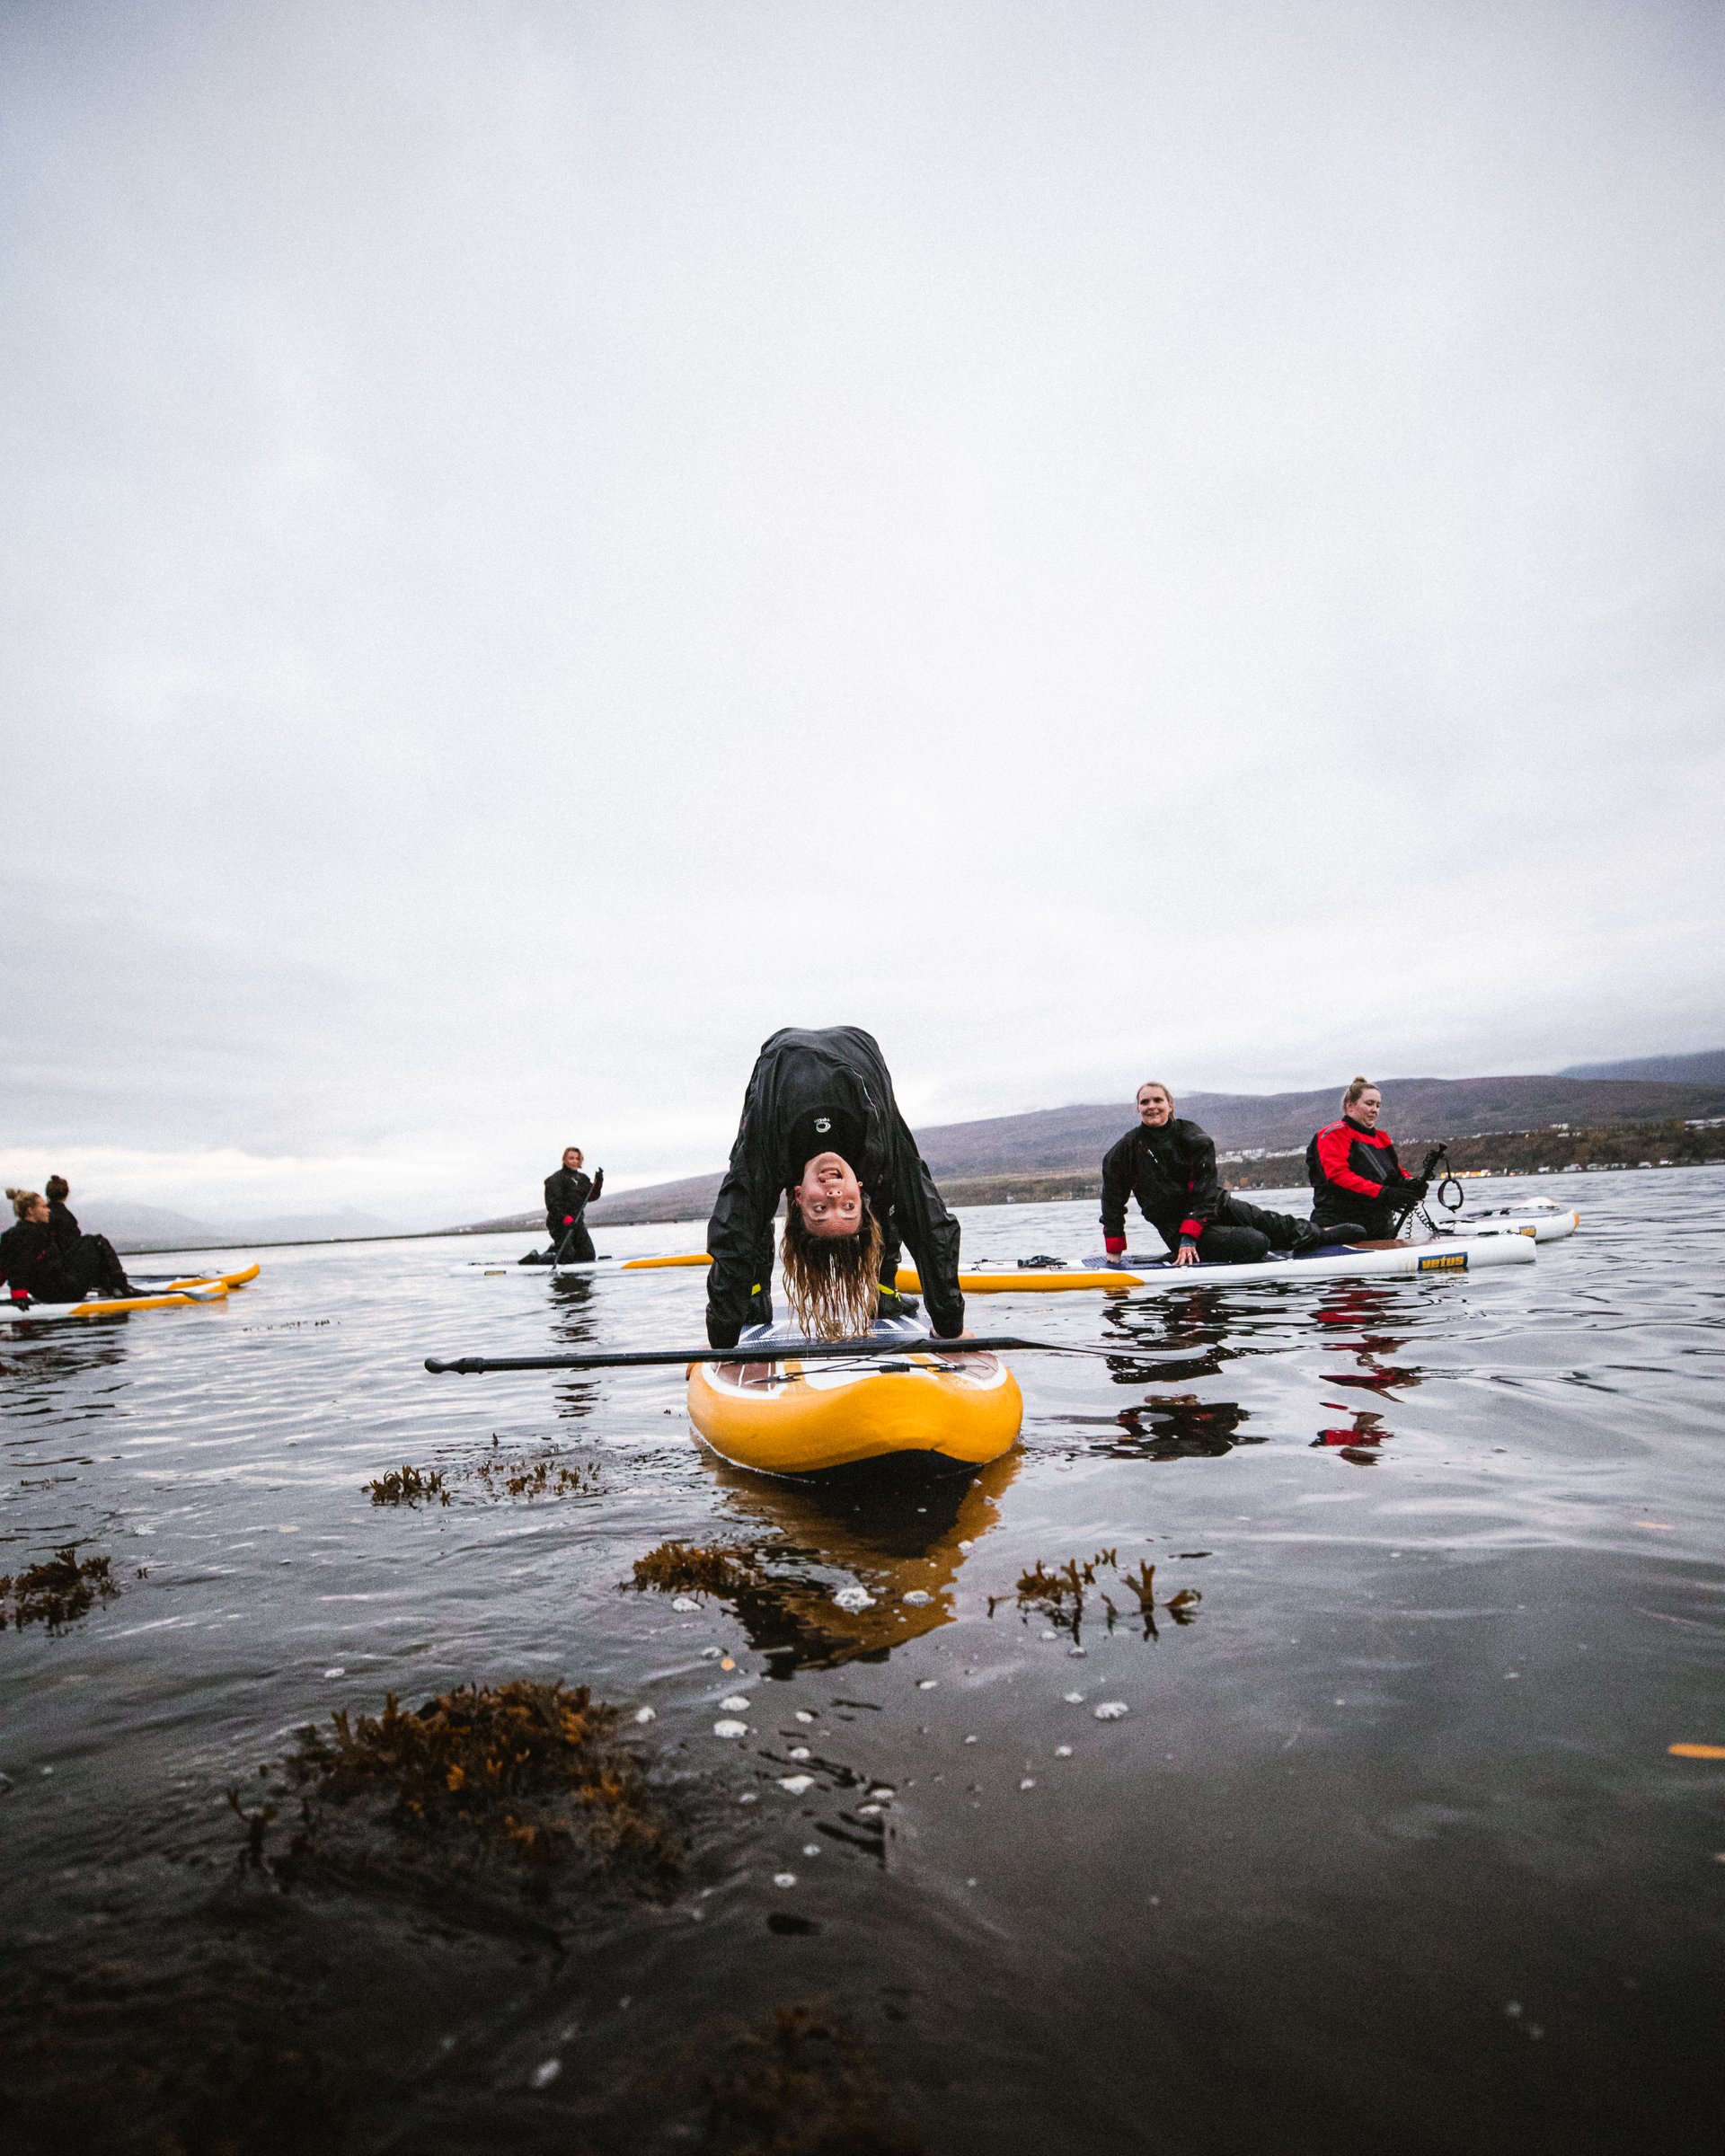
876,1286,921,1322
1292,1221,1367,1254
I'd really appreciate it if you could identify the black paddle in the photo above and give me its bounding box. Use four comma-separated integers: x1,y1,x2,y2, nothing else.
426,1334,1085,1375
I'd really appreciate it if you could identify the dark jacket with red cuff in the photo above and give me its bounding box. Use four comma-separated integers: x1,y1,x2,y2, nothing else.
1306,1117,1415,1233
1,1219,68,1300
544,1165,602,1239
1100,1118,1222,1254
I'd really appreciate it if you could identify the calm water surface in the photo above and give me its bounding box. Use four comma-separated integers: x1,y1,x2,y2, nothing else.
3,1172,1721,2152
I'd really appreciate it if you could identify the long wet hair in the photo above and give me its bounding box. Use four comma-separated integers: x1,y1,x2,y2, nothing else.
7,1188,42,1223
780,1190,885,1341
1341,1074,1377,1116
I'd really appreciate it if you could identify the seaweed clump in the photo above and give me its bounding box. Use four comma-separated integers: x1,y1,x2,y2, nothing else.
289,1680,676,1873
367,1463,448,1506
992,1548,1201,1640
473,1448,600,1500
0,1544,120,1632
633,1540,765,1598
701,2003,924,2156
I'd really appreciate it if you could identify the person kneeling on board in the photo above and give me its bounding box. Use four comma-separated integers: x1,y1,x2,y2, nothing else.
2,1188,137,1303
1101,1082,1363,1268
705,1025,965,1348
521,1147,605,1265
1306,1078,1436,1241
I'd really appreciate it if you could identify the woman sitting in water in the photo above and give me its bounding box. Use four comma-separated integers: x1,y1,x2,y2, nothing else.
1306,1078,1430,1241
1101,1082,1362,1267
2,1188,136,1303
705,1025,965,1348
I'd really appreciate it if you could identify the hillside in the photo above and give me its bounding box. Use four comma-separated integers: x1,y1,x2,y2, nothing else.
1560,1048,1725,1083
458,1070,1725,1231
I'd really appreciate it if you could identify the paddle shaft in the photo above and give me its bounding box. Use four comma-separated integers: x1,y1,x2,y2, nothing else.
427,1334,1069,1375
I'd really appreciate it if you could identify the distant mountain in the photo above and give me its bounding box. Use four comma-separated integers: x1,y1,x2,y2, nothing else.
69,1198,226,1250
75,1199,404,1254
1560,1049,1725,1084
461,1069,1725,1229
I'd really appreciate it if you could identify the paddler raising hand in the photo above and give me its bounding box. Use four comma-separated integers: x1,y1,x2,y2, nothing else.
706,1026,965,1348
543,1146,603,1262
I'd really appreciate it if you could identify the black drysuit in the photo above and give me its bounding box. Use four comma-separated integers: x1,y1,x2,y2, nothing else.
705,1026,965,1348
1100,1118,1312,1265
542,1165,603,1261
1,1218,130,1303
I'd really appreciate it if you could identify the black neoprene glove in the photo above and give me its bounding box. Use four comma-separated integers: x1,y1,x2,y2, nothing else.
1399,1177,1430,1205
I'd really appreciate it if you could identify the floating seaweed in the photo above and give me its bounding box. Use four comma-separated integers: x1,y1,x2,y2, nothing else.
995,1549,1119,1632
288,1679,677,1874
701,2003,924,2155
992,1548,1200,1640
632,1540,765,1597
0,1544,121,1632
366,1463,449,1506
473,1448,601,1500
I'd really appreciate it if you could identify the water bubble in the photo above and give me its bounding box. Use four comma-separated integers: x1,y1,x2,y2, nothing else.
1093,1701,1129,1721
713,1719,748,1739
672,1597,700,1613
832,1585,875,1613
323,1666,346,1679
774,1872,797,1888
1055,1745,1074,1758
917,1679,938,1691
795,1709,816,1722
633,1706,657,1724
903,1590,933,1606
778,1774,815,1794
531,2060,562,2089
802,1842,821,1857
1019,1777,1036,1790
1063,1692,1084,1704
700,1646,723,1660
720,1695,750,1712
789,1746,810,1761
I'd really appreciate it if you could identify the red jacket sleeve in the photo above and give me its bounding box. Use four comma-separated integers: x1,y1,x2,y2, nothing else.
1315,1124,1387,1198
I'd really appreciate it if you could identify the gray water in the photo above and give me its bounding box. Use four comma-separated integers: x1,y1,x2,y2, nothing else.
3,1171,1721,2152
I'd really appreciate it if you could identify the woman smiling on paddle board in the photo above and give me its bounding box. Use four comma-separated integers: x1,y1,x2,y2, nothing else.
705,1026,965,1348
1306,1079,1429,1240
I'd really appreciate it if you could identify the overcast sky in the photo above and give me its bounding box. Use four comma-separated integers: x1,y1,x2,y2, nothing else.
3,0,1721,1226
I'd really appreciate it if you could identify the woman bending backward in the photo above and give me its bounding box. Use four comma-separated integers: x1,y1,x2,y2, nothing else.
705,1026,965,1348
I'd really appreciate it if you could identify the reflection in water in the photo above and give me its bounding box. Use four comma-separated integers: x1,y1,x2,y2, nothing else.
548,1276,601,1420
0,1331,132,1425
1098,1286,1246,1384
1312,1286,1423,1454
1105,1394,1257,1460
1312,1408,1391,1464
651,1451,1021,1674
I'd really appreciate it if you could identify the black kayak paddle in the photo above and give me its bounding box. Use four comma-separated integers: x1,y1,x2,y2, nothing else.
426,1334,1078,1375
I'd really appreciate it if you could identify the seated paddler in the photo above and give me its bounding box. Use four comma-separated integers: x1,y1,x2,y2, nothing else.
1101,1082,1362,1268
1306,1078,1433,1241
3,1187,137,1303
705,1025,966,1348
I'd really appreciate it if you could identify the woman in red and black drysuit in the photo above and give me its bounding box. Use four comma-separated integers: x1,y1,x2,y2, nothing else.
1306,1078,1429,1240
